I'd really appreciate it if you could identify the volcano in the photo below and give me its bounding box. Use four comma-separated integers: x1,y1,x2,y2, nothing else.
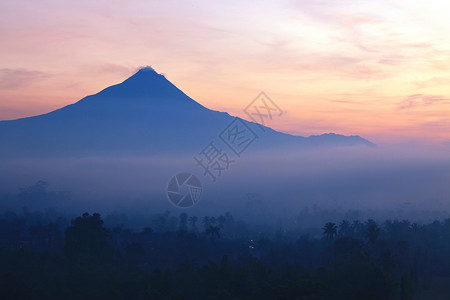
0,67,375,158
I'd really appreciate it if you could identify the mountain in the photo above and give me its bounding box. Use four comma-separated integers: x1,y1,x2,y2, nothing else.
0,67,375,158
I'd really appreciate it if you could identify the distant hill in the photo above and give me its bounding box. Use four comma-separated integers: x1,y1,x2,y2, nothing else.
0,67,375,158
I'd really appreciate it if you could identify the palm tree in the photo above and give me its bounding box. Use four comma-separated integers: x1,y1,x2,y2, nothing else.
351,220,364,238
338,220,353,237
411,222,421,233
154,211,170,232
178,213,188,232
188,216,198,232
206,225,221,240
202,216,210,230
323,222,337,240
364,219,381,244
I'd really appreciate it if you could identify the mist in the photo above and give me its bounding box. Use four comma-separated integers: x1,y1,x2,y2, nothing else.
1,142,449,228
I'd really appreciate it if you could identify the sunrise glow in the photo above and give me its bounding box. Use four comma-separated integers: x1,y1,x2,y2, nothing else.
2,0,450,145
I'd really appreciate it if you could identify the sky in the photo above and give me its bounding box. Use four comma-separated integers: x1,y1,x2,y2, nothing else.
1,0,450,145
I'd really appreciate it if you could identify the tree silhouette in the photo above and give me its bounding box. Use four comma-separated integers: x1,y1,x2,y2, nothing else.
18,180,51,204
153,211,170,232
64,212,113,261
188,216,198,232
217,215,226,228
178,213,188,233
351,220,364,238
338,220,353,237
323,222,337,240
1,211,449,299
20,180,48,195
205,225,221,240
202,216,210,230
364,220,381,244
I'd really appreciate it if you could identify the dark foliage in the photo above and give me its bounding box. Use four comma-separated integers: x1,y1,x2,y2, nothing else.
0,210,450,299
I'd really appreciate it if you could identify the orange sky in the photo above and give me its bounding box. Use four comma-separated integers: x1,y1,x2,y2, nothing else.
1,0,450,145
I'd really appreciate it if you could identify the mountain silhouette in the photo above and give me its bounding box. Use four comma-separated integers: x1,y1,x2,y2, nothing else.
0,67,375,158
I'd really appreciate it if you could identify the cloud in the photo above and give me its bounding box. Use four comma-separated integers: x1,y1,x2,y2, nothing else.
290,0,383,26
91,64,134,76
398,94,450,110
419,118,450,130
329,99,363,105
413,77,450,89
0,69,49,90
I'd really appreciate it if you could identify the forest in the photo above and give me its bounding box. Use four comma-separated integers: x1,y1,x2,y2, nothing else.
1,207,450,299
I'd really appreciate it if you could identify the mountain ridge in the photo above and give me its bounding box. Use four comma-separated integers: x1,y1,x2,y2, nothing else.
0,67,375,158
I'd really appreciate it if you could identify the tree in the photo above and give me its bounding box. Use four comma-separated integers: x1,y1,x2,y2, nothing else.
364,220,381,244
188,216,198,232
323,222,337,240
19,181,50,203
20,180,48,195
205,225,221,240
351,220,364,239
202,216,210,230
153,211,170,232
64,212,113,261
178,213,188,233
338,220,353,237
